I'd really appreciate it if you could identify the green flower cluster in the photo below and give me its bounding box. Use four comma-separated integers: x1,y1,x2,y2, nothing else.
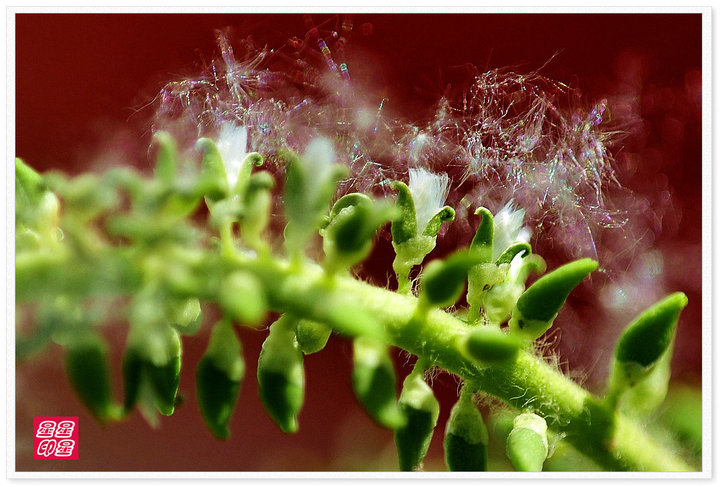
15,128,694,472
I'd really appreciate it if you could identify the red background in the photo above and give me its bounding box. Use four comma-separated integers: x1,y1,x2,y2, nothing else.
15,13,703,471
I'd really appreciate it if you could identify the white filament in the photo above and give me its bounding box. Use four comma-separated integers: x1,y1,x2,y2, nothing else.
493,201,531,261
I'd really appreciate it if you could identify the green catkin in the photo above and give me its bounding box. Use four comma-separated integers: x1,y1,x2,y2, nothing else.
196,320,245,439
508,258,598,339
394,367,440,471
257,316,305,433
444,390,489,471
506,412,549,472
351,337,406,430
64,334,118,422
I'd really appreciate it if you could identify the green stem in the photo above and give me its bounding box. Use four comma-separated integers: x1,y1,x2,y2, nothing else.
238,257,693,472
17,247,693,471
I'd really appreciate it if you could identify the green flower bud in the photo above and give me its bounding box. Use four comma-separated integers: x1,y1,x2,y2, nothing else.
506,412,549,472
240,171,275,250
152,131,178,186
508,258,598,340
257,316,305,433
322,195,396,273
351,337,406,430
196,320,245,440
389,181,418,245
444,391,489,471
283,141,348,255
483,253,546,324
167,297,203,335
122,321,182,416
608,293,687,404
64,333,120,422
219,271,267,326
460,326,524,364
295,319,332,355
495,242,532,265
420,251,486,309
394,369,440,471
196,137,230,201
470,207,494,264
390,169,454,294
15,158,60,245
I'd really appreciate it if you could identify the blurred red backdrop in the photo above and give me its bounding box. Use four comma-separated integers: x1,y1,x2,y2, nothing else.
14,13,702,471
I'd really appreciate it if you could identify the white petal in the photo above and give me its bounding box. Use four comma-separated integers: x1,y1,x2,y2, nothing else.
216,123,249,189
408,168,450,232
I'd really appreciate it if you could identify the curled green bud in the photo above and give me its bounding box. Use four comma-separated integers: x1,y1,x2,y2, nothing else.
295,319,332,355
470,207,494,264
64,334,120,422
444,390,489,471
196,320,245,440
351,337,406,429
219,271,267,326
460,326,524,364
495,242,532,265
152,131,178,186
509,258,598,340
325,193,373,227
257,316,305,433
394,369,440,471
420,251,486,309
506,412,549,472
608,293,687,404
422,205,455,237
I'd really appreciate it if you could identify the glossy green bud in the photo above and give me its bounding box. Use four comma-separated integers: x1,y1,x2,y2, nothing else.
460,327,524,364
420,251,486,309
196,320,245,439
508,258,598,339
394,370,440,471
608,293,687,404
64,333,119,422
257,316,305,433
444,391,488,471
470,207,494,264
295,319,332,355
219,271,267,326
495,242,532,265
152,131,178,186
506,412,549,472
351,337,406,429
